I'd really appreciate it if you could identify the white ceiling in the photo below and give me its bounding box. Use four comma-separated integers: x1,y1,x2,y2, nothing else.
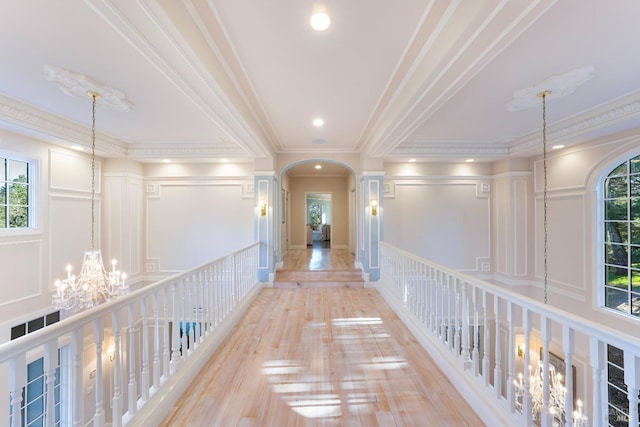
1,0,639,166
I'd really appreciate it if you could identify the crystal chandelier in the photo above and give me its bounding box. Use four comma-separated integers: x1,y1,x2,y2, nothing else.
52,92,128,314
514,362,588,427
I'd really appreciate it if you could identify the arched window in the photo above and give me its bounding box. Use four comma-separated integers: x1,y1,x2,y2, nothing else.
603,154,640,317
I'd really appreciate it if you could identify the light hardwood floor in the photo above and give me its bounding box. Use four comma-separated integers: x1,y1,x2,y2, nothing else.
159,287,485,426
281,244,355,270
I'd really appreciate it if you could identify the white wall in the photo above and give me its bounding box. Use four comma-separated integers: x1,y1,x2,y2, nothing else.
383,163,493,273
143,163,255,277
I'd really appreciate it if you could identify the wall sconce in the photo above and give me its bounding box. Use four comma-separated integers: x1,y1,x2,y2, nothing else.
516,342,525,359
259,201,267,216
370,200,378,216
106,344,115,362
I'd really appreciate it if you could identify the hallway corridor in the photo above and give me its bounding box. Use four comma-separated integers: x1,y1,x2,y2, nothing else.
159,287,484,426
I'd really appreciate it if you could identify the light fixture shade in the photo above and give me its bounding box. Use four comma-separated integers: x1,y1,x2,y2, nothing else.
371,200,378,216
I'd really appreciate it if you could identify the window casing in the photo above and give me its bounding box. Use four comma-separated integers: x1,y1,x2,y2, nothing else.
0,156,31,229
603,154,640,317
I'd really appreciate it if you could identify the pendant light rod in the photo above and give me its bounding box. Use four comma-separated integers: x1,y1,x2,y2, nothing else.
89,91,100,250
537,90,551,304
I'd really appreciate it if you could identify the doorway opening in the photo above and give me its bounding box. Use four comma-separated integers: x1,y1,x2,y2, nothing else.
306,192,331,248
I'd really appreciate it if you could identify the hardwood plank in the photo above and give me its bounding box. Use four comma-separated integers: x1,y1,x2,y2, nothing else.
159,288,485,426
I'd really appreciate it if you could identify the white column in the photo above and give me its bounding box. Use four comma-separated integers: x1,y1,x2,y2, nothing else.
43,338,58,427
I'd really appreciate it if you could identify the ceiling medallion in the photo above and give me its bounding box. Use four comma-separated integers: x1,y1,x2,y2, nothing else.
507,65,594,112
44,64,133,112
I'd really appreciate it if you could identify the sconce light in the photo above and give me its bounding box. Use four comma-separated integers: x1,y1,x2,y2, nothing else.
370,200,378,216
259,201,267,216
516,342,525,359
106,345,115,362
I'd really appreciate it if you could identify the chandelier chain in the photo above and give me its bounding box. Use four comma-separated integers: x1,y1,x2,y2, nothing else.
90,93,97,251
541,91,549,304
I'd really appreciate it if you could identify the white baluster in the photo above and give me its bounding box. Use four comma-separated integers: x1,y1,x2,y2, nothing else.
589,337,605,427
472,288,480,376
152,291,161,389
8,353,26,427
170,282,181,373
127,304,137,416
454,278,461,355
506,302,515,413
72,328,84,427
540,316,551,427
448,275,454,351
522,308,532,427
43,338,58,427
112,311,122,427
93,318,105,427
623,351,640,426
562,325,574,427
482,290,490,386
163,286,171,379
494,295,503,400
461,282,471,368
141,296,149,401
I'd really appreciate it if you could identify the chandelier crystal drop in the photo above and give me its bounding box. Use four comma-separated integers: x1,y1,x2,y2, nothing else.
52,92,128,314
514,362,588,427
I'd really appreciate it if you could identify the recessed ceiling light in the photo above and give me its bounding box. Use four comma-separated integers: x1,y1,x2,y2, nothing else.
465,158,475,163
408,158,416,163
71,145,84,151
221,158,229,163
551,144,565,150
310,12,331,31
162,159,171,163
313,118,324,127
315,164,322,169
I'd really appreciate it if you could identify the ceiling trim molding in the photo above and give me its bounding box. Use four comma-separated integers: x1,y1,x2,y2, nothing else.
126,141,250,159
0,93,126,156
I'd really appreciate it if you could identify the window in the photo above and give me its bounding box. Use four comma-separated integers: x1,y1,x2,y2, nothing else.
9,354,61,427
607,344,640,426
0,156,30,228
603,155,640,317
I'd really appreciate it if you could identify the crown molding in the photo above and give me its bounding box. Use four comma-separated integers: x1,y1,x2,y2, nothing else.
126,141,250,159
0,93,127,156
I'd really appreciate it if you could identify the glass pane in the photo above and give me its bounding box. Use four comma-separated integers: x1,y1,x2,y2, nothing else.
609,162,628,177
632,198,640,221
0,206,5,228
608,344,624,368
606,265,628,288
26,396,44,424
0,158,5,180
606,287,628,311
9,206,27,228
7,159,27,182
632,174,640,197
631,155,640,174
606,243,628,266
631,292,640,317
27,358,43,377
631,222,640,245
26,377,43,404
608,362,625,389
606,175,628,198
606,199,628,221
632,247,640,267
633,270,640,293
606,222,628,244
8,182,28,205
0,183,5,204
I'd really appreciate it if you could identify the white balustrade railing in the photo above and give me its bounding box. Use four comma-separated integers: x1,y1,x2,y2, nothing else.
378,242,640,427
0,242,260,427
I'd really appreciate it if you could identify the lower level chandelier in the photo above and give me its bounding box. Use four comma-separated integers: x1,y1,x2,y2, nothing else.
52,92,128,314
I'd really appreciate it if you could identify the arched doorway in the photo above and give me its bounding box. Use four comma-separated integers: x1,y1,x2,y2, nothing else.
278,160,358,270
